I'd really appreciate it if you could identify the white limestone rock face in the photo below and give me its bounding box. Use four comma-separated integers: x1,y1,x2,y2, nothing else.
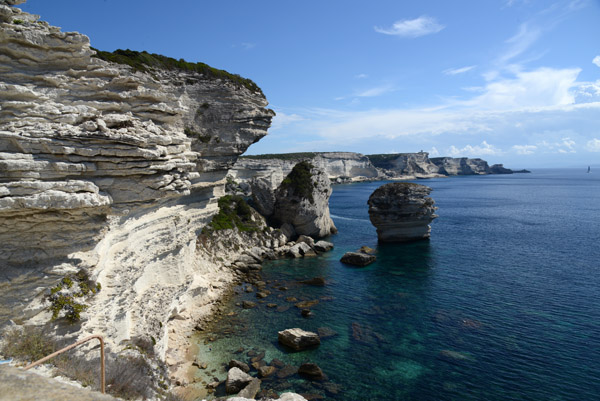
367,183,438,242
0,1,274,365
271,162,337,239
311,152,380,181
430,157,491,175
367,151,443,179
230,151,382,190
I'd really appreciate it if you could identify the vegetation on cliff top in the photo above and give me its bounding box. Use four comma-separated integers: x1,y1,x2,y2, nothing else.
280,161,315,203
240,152,319,161
365,153,402,169
203,195,262,234
92,48,262,94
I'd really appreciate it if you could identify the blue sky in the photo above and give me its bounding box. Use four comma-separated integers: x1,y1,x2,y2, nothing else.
20,0,600,167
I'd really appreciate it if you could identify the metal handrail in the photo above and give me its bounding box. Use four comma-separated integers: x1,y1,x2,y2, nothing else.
24,334,105,394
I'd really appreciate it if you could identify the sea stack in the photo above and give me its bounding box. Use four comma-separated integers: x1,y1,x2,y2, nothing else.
367,183,437,242
271,161,337,239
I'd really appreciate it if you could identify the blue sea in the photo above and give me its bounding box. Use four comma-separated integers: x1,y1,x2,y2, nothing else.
195,169,600,400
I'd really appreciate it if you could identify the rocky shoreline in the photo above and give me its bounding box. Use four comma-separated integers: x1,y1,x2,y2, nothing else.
0,1,532,399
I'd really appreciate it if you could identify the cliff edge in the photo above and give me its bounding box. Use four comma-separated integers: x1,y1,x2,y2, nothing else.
0,0,274,368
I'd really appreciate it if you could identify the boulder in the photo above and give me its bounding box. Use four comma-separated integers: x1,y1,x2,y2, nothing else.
313,241,334,252
242,301,257,309
301,309,313,318
298,363,325,380
258,365,277,378
276,365,299,379
229,360,250,373
278,328,321,351
237,377,262,399
367,182,437,242
272,162,337,238
287,242,313,258
226,367,254,394
299,277,326,286
297,235,315,247
340,251,376,267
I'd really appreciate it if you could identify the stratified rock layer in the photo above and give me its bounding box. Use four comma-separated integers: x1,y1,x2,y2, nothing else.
0,2,273,363
367,183,437,242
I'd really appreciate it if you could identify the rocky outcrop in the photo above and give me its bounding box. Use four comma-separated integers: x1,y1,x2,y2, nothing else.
0,0,274,369
430,157,491,175
271,162,337,239
489,164,513,174
367,152,443,179
367,183,438,242
340,251,376,267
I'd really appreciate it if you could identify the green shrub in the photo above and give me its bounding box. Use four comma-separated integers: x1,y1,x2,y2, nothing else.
91,48,262,94
46,269,100,323
48,294,88,322
204,195,261,233
280,161,315,203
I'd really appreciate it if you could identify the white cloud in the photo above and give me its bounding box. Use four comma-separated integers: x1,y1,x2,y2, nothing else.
593,56,600,68
467,67,581,110
536,136,577,153
429,147,440,157
499,23,542,66
375,16,445,38
355,85,395,97
512,144,537,154
354,73,368,79
443,65,476,75
447,141,502,157
586,138,600,152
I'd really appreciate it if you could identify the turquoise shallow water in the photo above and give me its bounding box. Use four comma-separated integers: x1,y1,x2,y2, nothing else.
196,169,600,400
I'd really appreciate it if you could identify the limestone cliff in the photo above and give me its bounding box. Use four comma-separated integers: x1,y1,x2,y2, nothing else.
0,0,274,364
231,152,518,190
429,157,491,175
367,152,443,179
367,183,438,242
230,151,382,190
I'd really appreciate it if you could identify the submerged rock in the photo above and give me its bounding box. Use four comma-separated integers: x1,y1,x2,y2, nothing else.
229,360,250,373
298,363,325,380
278,328,321,351
299,277,326,286
340,251,376,267
367,182,437,242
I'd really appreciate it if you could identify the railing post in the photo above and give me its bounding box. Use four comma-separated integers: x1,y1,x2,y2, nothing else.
24,334,106,394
